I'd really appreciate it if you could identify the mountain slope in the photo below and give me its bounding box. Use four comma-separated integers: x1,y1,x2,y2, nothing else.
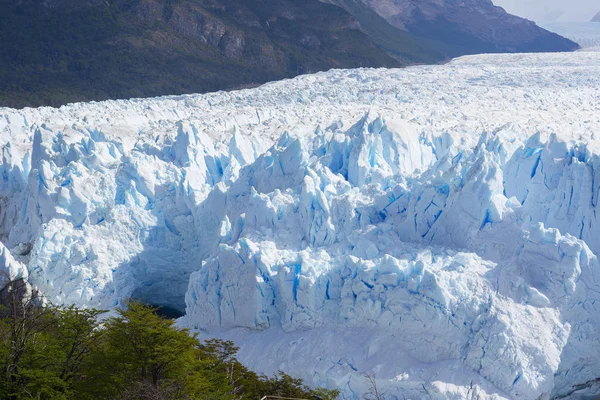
0,0,579,109
329,0,579,56
319,0,447,63
0,0,409,109
593,11,600,22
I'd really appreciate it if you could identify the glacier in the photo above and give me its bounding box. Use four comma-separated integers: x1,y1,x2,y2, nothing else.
1,46,600,399
541,22,600,50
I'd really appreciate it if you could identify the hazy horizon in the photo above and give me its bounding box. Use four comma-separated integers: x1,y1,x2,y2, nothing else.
494,0,597,22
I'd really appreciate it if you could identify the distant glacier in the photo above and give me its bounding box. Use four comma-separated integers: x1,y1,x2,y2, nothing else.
541,21,600,49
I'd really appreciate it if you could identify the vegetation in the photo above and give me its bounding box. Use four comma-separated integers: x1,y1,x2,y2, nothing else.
0,280,340,400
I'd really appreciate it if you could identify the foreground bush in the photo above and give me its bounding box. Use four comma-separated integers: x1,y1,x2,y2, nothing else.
0,282,339,400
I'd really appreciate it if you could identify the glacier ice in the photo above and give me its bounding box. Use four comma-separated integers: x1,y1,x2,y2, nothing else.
542,22,600,49
0,242,27,287
2,48,600,399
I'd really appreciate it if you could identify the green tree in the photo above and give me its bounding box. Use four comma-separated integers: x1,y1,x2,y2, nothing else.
88,301,236,399
259,371,340,400
0,294,340,400
96,301,202,398
0,281,105,400
51,306,105,398
0,281,56,399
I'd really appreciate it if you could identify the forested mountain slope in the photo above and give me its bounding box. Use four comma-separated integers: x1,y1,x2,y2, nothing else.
0,0,578,108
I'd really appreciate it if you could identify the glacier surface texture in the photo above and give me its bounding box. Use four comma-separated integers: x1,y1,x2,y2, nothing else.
1,47,600,399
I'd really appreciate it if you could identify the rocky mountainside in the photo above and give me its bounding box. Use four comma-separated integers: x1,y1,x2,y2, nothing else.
0,0,578,109
0,0,406,108
327,0,579,55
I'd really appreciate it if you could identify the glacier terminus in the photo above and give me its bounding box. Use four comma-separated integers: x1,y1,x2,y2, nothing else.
1,45,600,398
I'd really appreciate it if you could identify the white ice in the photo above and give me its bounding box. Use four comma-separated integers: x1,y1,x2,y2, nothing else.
1,43,600,399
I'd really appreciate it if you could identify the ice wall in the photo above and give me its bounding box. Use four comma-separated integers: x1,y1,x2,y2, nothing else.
182,116,600,399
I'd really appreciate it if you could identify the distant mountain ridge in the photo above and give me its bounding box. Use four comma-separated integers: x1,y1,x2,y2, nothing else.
592,11,600,22
326,0,579,56
0,0,579,108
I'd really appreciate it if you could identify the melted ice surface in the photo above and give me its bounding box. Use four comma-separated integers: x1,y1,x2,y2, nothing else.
1,48,600,399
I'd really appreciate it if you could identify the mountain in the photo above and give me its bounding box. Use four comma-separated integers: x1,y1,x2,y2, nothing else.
327,0,579,55
0,0,578,109
593,11,600,22
0,0,407,109
2,47,600,398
